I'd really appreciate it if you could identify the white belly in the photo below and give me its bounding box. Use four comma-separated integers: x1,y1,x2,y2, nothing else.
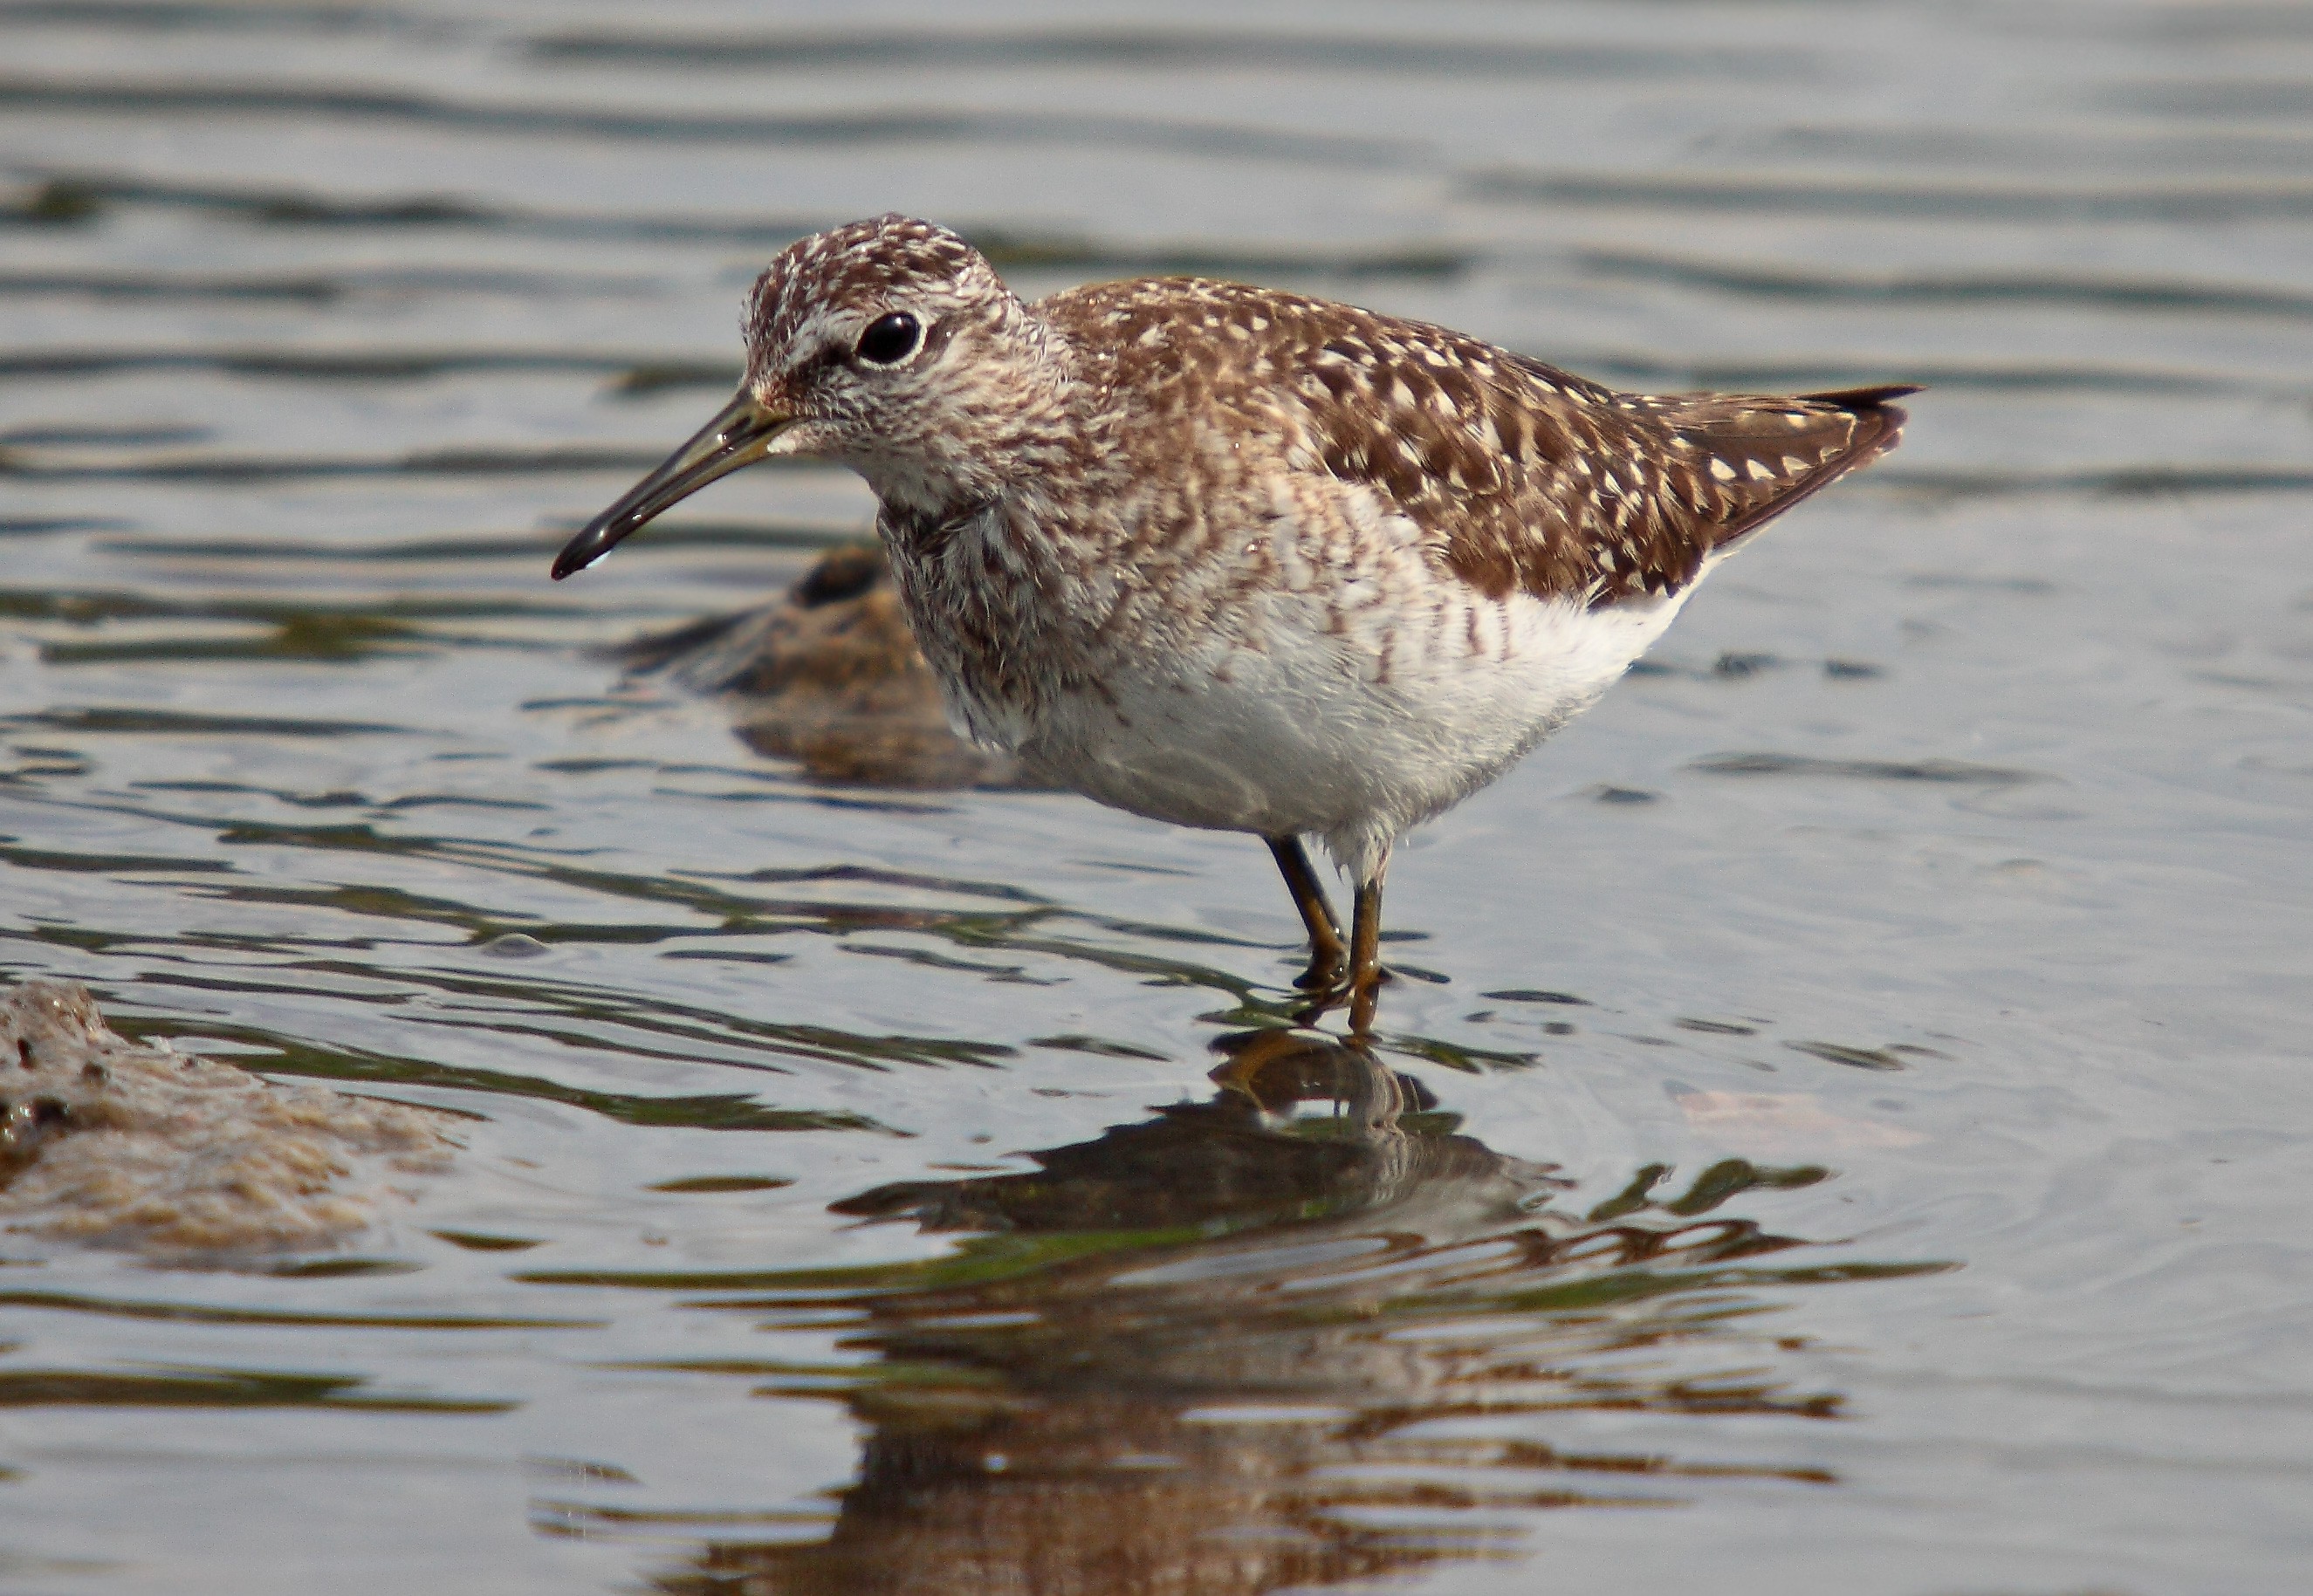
1012,574,1702,880
889,480,1722,881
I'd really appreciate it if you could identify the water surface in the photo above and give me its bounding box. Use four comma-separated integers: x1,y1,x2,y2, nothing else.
2,3,2310,1593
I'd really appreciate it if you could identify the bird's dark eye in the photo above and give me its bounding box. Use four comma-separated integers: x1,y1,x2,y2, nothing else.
854,312,922,365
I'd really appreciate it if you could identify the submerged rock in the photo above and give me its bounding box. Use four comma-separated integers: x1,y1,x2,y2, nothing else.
0,980,455,1261
616,544,1029,789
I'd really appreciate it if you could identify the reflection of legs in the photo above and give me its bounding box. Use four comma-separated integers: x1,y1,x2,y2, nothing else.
1347,869,1384,1034
1206,1022,1422,1134
1266,835,1347,990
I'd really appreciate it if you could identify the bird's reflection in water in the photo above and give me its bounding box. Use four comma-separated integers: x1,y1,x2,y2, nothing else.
652,1028,1939,1596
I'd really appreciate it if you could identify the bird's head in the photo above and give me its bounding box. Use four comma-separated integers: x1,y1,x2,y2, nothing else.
553,215,1065,580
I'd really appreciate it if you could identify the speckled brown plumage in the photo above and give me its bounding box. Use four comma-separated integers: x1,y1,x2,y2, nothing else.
1034,274,1908,608
559,214,1917,1029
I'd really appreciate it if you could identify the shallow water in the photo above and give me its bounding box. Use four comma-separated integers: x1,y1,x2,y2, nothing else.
3,2,2311,1592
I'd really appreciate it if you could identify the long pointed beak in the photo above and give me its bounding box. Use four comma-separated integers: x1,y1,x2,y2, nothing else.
551,390,793,579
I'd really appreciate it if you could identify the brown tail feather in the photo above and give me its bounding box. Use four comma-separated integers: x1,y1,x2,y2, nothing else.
1802,383,1920,462
1684,382,1918,556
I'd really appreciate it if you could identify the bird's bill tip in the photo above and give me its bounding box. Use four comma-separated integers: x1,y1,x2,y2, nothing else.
550,391,792,580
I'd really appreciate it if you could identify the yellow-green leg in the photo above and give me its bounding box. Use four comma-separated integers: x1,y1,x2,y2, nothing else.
1266,834,1347,990
1346,874,1384,1034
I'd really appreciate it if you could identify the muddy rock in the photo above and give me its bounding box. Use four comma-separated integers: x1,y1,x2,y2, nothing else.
617,544,1032,788
0,979,456,1260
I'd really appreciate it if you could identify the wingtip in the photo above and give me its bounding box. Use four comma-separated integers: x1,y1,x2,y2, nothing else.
1801,381,1924,412
1803,383,1918,465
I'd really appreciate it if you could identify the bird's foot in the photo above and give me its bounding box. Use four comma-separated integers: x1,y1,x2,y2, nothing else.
1288,963,1390,1034
1293,951,1349,992
1347,968,1383,1036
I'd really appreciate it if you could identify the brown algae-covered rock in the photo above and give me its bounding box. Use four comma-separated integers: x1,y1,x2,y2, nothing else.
0,979,456,1259
617,544,1030,788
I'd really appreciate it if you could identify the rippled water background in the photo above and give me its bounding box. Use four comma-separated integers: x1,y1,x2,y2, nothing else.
3,3,2311,1592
